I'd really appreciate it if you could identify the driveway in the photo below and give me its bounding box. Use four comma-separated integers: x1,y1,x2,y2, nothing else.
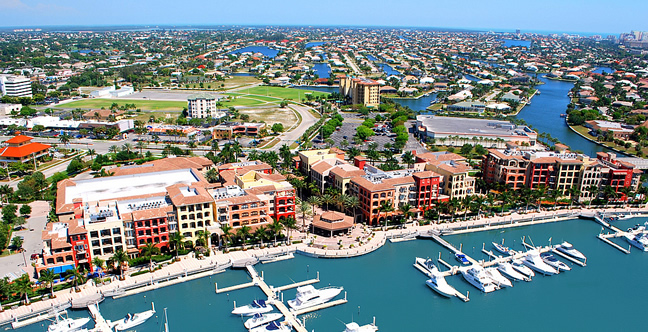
0,201,50,279
269,104,318,151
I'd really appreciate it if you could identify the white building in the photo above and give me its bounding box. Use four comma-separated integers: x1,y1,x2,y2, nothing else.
187,93,220,119
0,75,32,98
89,86,134,98
0,103,22,115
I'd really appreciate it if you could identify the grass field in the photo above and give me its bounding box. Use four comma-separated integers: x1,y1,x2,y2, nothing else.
55,99,187,111
222,75,260,90
237,86,329,101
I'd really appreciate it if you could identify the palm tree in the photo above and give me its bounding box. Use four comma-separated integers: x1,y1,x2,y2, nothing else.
307,196,321,213
121,143,133,153
254,226,269,246
108,145,119,154
169,232,185,258
620,187,634,207
462,196,473,220
281,217,297,241
136,141,147,156
533,185,547,211
378,200,395,228
587,185,599,207
567,186,581,209
321,194,335,211
71,266,85,292
603,186,618,207
549,190,561,210
472,196,485,218
140,242,160,271
447,198,460,223
269,218,283,246
220,224,232,251
110,249,129,280
344,195,360,225
38,269,58,298
0,185,12,203
486,193,496,216
14,274,32,304
398,203,413,225
401,151,416,168
58,133,71,146
236,225,251,250
297,200,311,231
92,257,104,271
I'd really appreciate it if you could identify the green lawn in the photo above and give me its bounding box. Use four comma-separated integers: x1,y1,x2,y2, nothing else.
55,99,187,111
236,86,329,102
222,97,275,107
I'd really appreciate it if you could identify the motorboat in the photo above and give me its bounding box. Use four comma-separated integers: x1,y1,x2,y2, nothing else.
497,262,530,282
485,267,513,288
540,253,571,272
455,253,470,265
624,232,648,252
556,242,586,261
617,214,632,220
414,257,437,274
492,242,512,255
249,321,292,332
245,313,283,329
232,300,273,316
343,321,379,332
425,267,458,298
287,285,343,310
460,265,499,293
511,259,535,278
46,312,90,332
523,250,558,275
114,303,156,331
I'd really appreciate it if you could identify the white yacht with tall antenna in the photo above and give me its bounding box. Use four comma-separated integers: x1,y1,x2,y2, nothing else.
287,285,343,310
497,262,530,282
556,242,586,260
523,249,558,275
485,267,513,287
46,312,90,332
460,264,499,293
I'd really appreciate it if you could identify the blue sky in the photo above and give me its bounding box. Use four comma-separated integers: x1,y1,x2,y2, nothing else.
0,0,645,34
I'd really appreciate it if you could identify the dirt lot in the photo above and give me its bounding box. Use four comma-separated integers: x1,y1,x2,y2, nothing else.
238,107,298,129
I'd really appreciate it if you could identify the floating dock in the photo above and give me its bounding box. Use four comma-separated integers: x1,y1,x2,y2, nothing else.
428,234,479,265
597,233,631,254
87,303,113,332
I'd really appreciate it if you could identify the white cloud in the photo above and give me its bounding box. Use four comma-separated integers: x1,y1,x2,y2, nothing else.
0,0,27,9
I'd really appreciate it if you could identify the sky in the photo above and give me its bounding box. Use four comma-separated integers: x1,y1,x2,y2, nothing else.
0,0,646,35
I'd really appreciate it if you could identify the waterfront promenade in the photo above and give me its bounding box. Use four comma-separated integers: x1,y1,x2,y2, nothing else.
2,205,647,327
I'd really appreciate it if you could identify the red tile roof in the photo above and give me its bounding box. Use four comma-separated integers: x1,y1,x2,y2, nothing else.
0,142,51,158
5,135,33,144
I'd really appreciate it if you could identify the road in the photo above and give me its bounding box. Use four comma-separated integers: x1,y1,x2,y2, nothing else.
0,201,50,279
268,104,319,151
343,53,361,75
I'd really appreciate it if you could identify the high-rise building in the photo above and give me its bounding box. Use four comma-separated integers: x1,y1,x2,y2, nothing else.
0,75,32,98
187,93,219,118
339,76,380,107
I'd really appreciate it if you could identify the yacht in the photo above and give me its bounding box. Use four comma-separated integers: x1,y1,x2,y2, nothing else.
485,267,513,288
617,214,632,220
624,232,648,252
523,250,558,275
249,321,292,332
497,262,530,282
244,313,283,329
460,265,499,293
540,253,571,272
556,242,586,260
455,253,470,265
492,242,512,255
511,259,535,278
425,266,458,298
114,303,156,331
232,300,273,316
287,285,343,310
343,321,379,332
46,312,90,332
415,257,438,274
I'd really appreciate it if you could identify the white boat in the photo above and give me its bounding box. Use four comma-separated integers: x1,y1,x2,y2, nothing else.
232,300,273,316
114,303,156,331
287,285,343,310
617,214,632,220
455,253,470,265
245,313,283,329
425,266,458,298
249,321,292,332
47,312,90,332
414,257,437,274
485,267,513,288
624,233,648,252
343,320,379,332
511,259,535,278
492,242,512,255
556,242,586,260
523,250,558,275
460,265,499,293
540,253,571,272
497,262,530,282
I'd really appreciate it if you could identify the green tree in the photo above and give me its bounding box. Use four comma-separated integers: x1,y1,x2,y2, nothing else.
140,242,160,271
401,151,416,168
271,123,284,133
110,249,129,280
38,269,59,298
236,225,251,250
168,232,185,258
2,204,17,224
220,224,232,251
14,274,33,304
71,266,85,292
11,236,23,251
19,204,31,217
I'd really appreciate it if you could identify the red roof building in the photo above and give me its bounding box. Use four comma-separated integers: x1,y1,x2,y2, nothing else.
0,135,51,165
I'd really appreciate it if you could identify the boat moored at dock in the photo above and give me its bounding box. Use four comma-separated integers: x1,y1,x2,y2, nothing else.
511,259,535,278
244,313,284,329
623,232,648,251
485,267,513,288
249,321,292,332
232,300,273,316
460,265,500,293
540,253,571,272
343,318,379,332
523,250,558,275
113,302,156,331
46,312,90,332
497,262,530,282
556,242,586,261
492,242,512,255
287,285,344,310
455,253,470,265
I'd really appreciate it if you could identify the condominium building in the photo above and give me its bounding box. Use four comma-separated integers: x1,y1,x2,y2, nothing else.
339,76,380,107
168,184,215,245
38,220,90,276
0,75,32,98
296,148,346,174
187,92,220,118
416,152,475,199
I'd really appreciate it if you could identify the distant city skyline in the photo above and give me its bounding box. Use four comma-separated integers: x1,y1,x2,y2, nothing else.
0,0,645,35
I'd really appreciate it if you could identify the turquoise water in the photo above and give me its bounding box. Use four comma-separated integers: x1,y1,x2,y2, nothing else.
16,217,648,332
392,93,438,112
502,39,532,48
312,63,331,78
305,42,329,49
592,67,615,75
378,64,400,76
229,46,279,58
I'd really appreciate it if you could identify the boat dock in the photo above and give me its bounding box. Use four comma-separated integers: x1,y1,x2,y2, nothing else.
597,233,631,254
428,234,479,265
87,303,113,332
215,265,346,332
411,259,468,302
